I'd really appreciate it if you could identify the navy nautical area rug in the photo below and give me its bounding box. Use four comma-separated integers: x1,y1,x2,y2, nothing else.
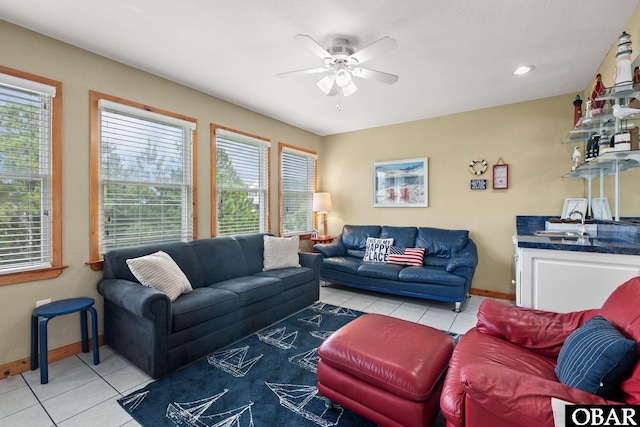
118,302,378,427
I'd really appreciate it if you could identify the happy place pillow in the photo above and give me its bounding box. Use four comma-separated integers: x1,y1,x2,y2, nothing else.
362,237,394,263
263,235,300,271
126,251,193,302
555,315,638,398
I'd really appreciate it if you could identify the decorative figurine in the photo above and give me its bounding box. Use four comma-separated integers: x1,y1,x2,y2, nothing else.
571,146,582,171
573,95,583,126
590,74,605,116
614,31,633,92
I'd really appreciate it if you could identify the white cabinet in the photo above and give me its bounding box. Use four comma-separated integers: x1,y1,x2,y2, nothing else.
516,247,640,312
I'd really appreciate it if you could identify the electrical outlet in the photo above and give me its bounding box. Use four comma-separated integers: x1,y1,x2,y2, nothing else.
36,299,51,307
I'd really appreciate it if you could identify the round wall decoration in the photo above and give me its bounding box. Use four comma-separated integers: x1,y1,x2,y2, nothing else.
469,159,488,175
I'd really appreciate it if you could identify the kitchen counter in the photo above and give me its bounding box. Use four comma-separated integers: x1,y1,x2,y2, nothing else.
515,216,640,255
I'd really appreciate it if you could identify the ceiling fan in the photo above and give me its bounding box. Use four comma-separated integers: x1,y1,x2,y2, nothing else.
277,34,399,97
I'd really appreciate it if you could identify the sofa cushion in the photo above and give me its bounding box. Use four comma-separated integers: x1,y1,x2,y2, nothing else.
234,233,269,275
357,262,404,280
387,247,425,266
398,266,466,286
416,227,469,257
126,251,193,302
555,315,638,398
362,237,394,263
171,287,239,331
190,237,248,284
255,267,315,291
341,225,381,250
214,276,282,306
103,241,204,288
263,235,300,271
380,226,417,248
321,257,363,274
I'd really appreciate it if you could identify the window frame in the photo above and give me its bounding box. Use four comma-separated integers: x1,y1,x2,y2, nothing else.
278,142,317,237
210,124,271,237
88,91,197,270
0,66,65,286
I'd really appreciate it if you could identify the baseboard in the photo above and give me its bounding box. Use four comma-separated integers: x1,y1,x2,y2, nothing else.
0,335,104,379
470,287,515,301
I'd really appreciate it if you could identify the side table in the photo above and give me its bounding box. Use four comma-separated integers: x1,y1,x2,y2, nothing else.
311,236,333,251
31,297,100,384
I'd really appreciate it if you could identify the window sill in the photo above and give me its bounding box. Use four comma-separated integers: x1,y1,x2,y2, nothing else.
0,265,68,286
86,259,104,271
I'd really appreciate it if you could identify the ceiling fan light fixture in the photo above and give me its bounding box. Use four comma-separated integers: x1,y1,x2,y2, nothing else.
335,68,352,88
513,65,535,75
317,75,335,95
341,81,357,97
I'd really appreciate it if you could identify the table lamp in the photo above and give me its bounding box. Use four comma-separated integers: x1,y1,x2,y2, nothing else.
312,192,332,238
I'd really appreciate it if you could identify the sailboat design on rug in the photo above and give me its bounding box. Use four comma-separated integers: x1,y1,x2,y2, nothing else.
298,314,322,327
207,346,263,377
121,390,149,412
310,330,335,340
257,327,298,349
289,347,320,373
311,302,358,317
166,389,255,427
265,382,343,427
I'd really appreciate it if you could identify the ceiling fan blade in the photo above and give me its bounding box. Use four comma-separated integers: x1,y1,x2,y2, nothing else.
352,68,399,85
277,67,328,78
350,36,397,64
294,34,333,60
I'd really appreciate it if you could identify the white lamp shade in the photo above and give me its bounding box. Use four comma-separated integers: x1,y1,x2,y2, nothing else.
312,192,333,212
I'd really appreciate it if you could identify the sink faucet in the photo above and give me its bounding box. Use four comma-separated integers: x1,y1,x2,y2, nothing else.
569,210,587,236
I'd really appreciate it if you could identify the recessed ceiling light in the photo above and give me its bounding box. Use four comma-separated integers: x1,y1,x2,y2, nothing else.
513,65,535,75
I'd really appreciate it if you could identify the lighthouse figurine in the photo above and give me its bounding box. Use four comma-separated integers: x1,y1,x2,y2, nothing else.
614,31,633,93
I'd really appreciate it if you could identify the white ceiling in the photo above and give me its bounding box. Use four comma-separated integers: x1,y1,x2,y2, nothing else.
1,0,639,136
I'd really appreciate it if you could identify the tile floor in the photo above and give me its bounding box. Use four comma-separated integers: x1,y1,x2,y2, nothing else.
0,284,491,427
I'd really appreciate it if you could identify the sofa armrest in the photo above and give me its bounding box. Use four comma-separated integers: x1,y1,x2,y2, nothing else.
477,299,599,358
445,240,478,273
460,364,616,427
97,278,171,328
299,251,323,273
313,238,347,258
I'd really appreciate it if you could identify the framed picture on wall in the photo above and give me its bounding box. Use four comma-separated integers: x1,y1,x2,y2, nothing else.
373,158,428,207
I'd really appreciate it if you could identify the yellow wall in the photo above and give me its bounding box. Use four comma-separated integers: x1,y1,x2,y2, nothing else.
0,20,321,366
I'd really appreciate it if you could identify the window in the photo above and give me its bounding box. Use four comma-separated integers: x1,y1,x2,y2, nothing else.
279,143,317,235
212,126,270,236
89,92,197,268
0,67,64,285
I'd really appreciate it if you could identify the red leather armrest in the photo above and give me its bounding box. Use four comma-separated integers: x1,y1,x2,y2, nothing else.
460,364,615,426
476,299,599,358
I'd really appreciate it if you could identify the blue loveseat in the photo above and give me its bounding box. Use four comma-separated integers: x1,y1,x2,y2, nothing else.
314,225,478,311
97,233,321,378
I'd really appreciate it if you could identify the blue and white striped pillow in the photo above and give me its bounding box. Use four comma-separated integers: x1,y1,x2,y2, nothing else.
555,315,638,398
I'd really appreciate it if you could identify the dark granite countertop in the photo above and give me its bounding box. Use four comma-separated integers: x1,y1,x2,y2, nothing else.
515,216,640,255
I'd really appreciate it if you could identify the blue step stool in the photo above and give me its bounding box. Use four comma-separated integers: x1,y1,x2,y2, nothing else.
30,297,100,384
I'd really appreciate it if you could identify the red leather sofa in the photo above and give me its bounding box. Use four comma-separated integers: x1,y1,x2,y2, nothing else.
441,277,640,427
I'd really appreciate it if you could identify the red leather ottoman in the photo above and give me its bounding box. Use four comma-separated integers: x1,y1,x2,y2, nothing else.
317,313,454,427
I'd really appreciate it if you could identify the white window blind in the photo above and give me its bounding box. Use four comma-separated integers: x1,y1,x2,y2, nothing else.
215,129,269,236
0,78,54,273
281,147,316,235
98,102,194,253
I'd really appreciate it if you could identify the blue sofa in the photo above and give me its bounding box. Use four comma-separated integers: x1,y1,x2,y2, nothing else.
97,233,321,378
314,225,478,311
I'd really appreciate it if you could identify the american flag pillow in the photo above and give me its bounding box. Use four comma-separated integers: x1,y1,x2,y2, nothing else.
386,246,425,266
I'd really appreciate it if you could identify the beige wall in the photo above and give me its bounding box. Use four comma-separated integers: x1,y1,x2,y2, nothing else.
0,21,321,366
3,4,640,367
321,95,583,295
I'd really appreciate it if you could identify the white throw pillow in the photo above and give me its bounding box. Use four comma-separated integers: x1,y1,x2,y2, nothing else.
362,237,394,263
126,251,193,302
263,235,300,271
